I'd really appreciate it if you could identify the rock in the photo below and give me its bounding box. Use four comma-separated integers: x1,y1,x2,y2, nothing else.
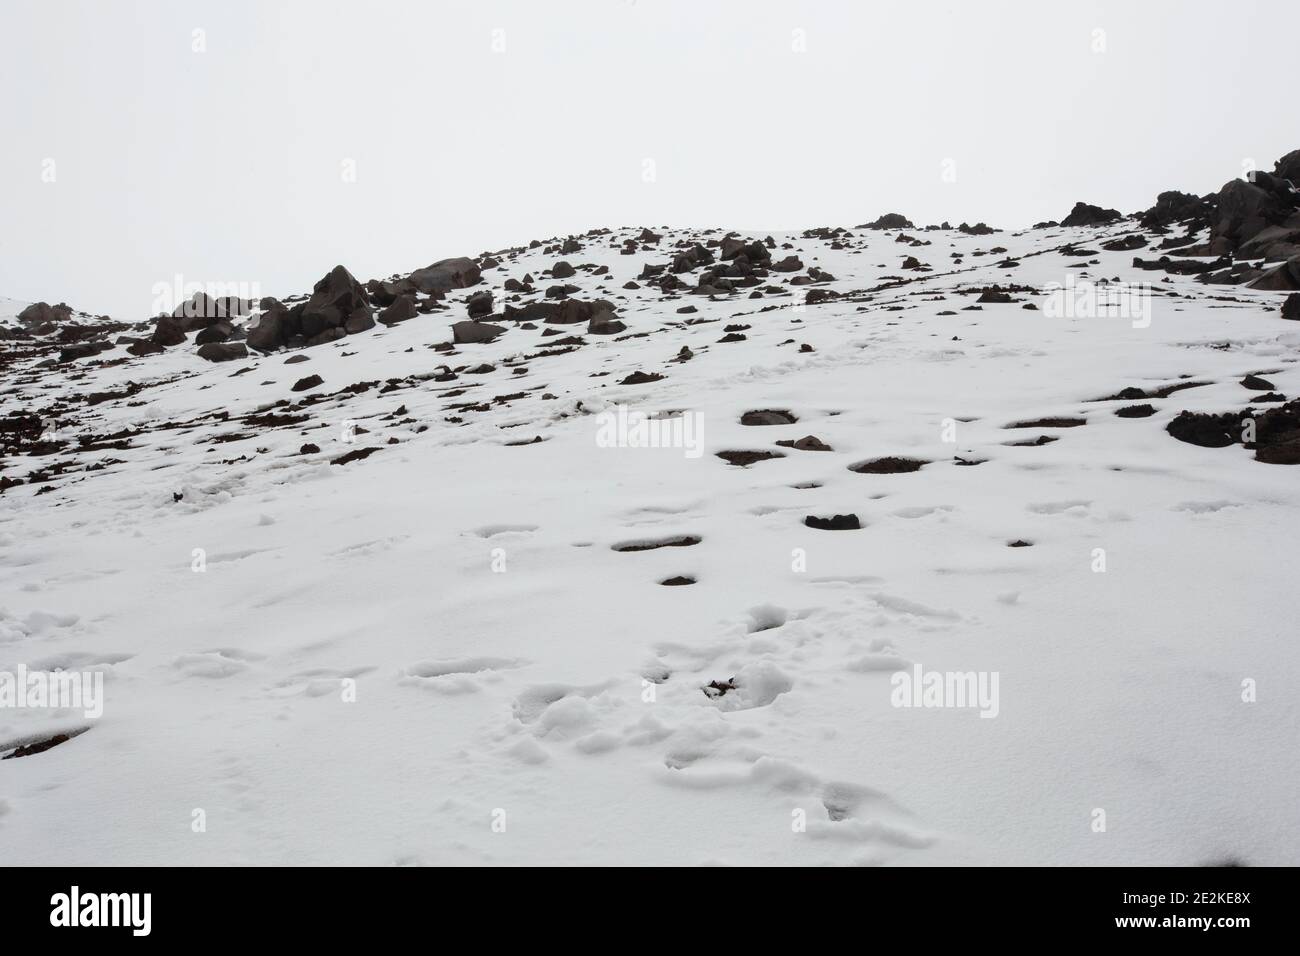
1242,374,1275,391
331,447,380,466
300,443,320,454
301,265,371,339
407,257,482,295
378,295,418,325
194,321,234,344
291,374,324,392
848,457,928,474
1257,438,1300,464
552,261,576,279
151,314,187,346
17,302,73,328
1102,234,1148,252
365,278,415,307
452,321,505,344
1166,409,1243,447
771,255,804,272
1283,293,1300,320
172,291,246,328
1116,404,1156,418
805,514,861,530
466,290,494,318
619,371,663,386
197,341,249,362
246,304,286,351
587,312,625,335
1061,202,1122,227
345,309,376,334
776,435,832,452
741,409,797,426
1139,191,1211,229
1246,256,1300,291
861,213,914,230
716,450,785,466
58,341,113,362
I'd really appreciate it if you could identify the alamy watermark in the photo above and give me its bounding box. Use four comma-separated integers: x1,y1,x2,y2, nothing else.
891,664,1000,718
595,405,704,459
1043,275,1152,328
150,274,262,318
0,665,104,719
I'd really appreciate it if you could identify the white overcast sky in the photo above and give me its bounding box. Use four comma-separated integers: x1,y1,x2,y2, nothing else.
2,0,1297,317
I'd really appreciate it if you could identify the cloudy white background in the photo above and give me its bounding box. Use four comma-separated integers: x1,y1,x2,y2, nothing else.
2,0,1296,317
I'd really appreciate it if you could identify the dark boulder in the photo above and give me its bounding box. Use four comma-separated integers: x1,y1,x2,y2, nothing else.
378,295,418,326
246,304,287,352
805,514,861,531
345,309,376,334
151,315,187,346
452,321,505,344
587,311,626,335
301,265,370,338
1139,191,1211,229
17,302,73,328
1246,256,1300,291
1061,202,1122,227
466,290,494,318
861,213,914,230
1166,410,1244,448
407,257,482,295
194,321,234,344
197,341,248,362
58,341,113,362
1283,293,1300,320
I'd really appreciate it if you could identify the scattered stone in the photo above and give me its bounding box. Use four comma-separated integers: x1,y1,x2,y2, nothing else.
197,342,249,362
848,457,928,474
378,295,418,325
452,321,506,344
331,446,380,465
716,450,785,466
612,535,701,552
1116,404,1156,418
466,290,494,318
776,435,832,451
1061,202,1122,227
1006,417,1086,428
740,409,797,426
619,371,664,386
804,514,861,530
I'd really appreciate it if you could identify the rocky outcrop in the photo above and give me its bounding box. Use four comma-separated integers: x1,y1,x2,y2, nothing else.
407,257,482,296
1061,202,1122,227
860,213,914,230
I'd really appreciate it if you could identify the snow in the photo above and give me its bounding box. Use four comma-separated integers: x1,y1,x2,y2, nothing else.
1,222,1297,865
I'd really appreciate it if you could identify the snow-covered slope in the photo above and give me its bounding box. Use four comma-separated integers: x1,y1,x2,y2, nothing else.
1,220,1297,865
